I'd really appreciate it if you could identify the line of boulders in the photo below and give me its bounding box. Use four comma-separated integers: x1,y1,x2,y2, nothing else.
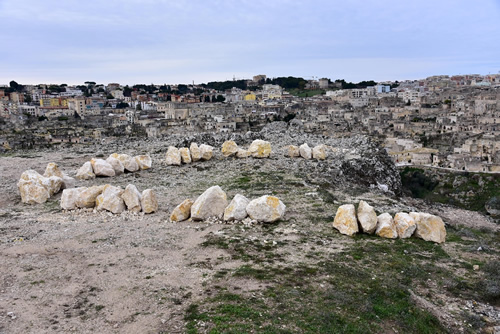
221,139,272,159
60,184,158,214
285,143,328,160
17,163,75,204
169,185,286,223
76,153,152,180
333,201,446,243
165,143,214,165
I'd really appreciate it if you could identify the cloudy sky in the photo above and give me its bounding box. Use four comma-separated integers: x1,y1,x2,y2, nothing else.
1,0,499,85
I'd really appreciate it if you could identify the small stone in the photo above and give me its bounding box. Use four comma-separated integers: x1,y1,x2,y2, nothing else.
135,155,152,170
170,199,194,222
376,213,398,239
246,195,285,223
121,184,142,213
221,140,239,157
312,144,327,160
190,143,201,162
75,161,95,180
60,187,86,210
224,194,250,221
95,185,125,214
106,156,125,175
286,145,300,158
410,212,446,243
248,139,272,158
165,146,181,166
199,144,214,161
91,158,116,177
236,148,251,158
333,204,358,236
299,143,312,159
394,212,416,238
191,186,227,220
179,148,192,164
141,189,158,214
357,200,377,234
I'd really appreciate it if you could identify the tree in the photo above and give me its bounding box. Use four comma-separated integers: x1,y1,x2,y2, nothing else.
116,102,129,109
9,80,19,91
136,103,142,111
216,95,225,103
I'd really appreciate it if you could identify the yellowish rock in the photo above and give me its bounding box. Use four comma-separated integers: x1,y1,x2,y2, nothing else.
394,212,416,238
141,189,158,214
179,148,192,164
165,146,181,166
76,185,106,208
375,213,397,239
333,204,358,236
190,143,201,162
110,153,140,172
286,145,300,158
221,140,239,157
248,139,272,158
312,144,327,160
236,148,251,158
199,144,214,161
224,194,250,221
43,163,64,178
135,155,152,170
75,161,95,180
121,184,142,213
170,199,194,222
357,200,377,234
246,195,285,223
96,185,125,214
17,170,51,204
41,176,63,196
410,212,446,243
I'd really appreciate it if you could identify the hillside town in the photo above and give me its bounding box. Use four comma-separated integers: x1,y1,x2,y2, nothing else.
1,73,499,172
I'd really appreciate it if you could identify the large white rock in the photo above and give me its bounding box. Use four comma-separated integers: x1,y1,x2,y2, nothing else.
141,189,158,214
246,195,286,223
75,161,95,180
375,213,398,239
121,184,142,213
191,186,228,220
286,145,300,158
410,212,446,243
357,200,377,234
299,143,312,159
179,148,192,164
41,176,63,196
165,146,181,166
135,155,152,170
17,170,51,204
199,144,214,161
60,187,86,210
224,194,250,221
75,185,106,208
248,139,272,158
95,185,125,214
106,156,124,176
312,144,327,160
394,212,417,239
221,140,239,157
91,158,116,177
190,143,201,162
170,199,194,222
110,153,139,172
333,204,358,236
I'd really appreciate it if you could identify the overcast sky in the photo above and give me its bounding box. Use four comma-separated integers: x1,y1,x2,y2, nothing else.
1,0,499,86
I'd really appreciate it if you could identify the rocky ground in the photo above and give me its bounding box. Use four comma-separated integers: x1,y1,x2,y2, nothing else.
0,124,499,333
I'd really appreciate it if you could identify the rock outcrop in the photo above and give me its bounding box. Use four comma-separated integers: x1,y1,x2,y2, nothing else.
170,199,194,222
191,185,227,220
224,194,250,221
333,204,358,236
246,195,285,223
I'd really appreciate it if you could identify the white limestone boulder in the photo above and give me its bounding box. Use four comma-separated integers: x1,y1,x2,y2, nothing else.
299,143,312,159
312,144,327,160
410,212,446,243
375,213,398,239
76,185,106,208
333,204,358,236
17,170,51,204
95,185,125,214
170,199,194,222
248,139,272,158
75,161,95,180
236,148,251,158
224,194,250,221
121,184,142,213
286,145,300,158
222,140,239,157
110,153,140,172
179,148,192,164
190,143,201,162
165,146,181,166
394,212,417,239
199,144,214,161
60,187,86,210
106,156,124,176
135,155,152,170
91,158,116,177
357,200,377,234
43,163,64,178
41,176,63,196
191,185,227,220
246,195,285,223
141,189,158,214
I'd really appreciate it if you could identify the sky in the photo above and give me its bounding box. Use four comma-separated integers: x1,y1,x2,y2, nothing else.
1,0,499,86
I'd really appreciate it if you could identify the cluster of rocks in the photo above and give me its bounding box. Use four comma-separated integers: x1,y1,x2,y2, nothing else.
285,143,328,160
333,201,446,243
60,184,158,214
76,153,152,180
17,163,75,204
169,185,285,223
165,143,214,165
221,139,272,159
